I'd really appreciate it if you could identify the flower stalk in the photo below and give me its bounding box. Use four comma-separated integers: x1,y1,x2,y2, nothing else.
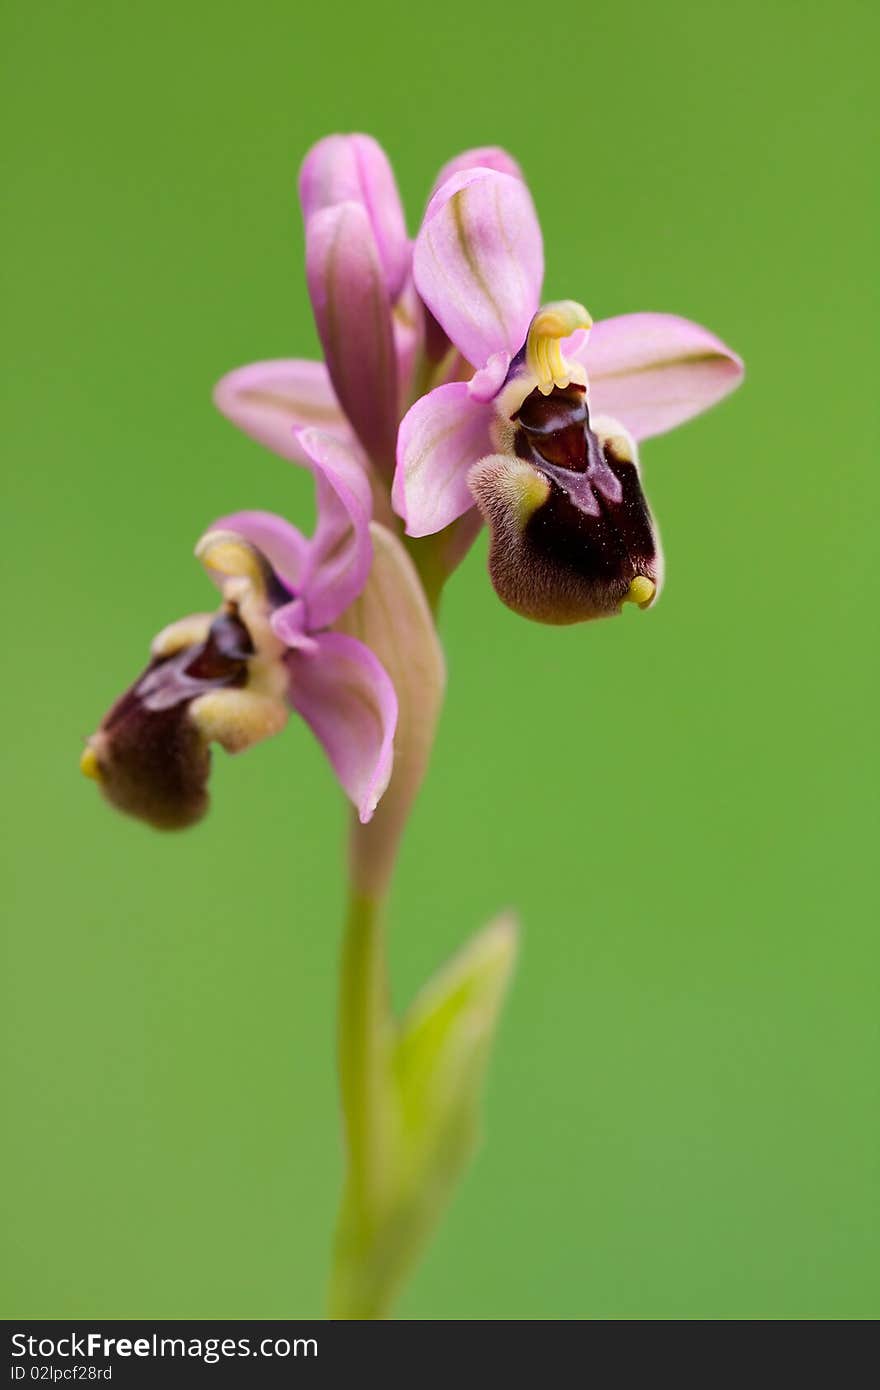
336,886,394,1224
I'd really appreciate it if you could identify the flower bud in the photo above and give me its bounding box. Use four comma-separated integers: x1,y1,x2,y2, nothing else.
299,134,410,301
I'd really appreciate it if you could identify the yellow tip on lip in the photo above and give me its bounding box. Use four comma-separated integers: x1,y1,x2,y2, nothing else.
80,744,101,780
625,576,656,607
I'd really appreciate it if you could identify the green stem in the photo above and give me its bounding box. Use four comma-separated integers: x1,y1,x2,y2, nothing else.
336,888,393,1218
329,881,398,1319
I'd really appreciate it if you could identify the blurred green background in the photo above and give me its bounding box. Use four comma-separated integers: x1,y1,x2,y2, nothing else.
2,0,877,1320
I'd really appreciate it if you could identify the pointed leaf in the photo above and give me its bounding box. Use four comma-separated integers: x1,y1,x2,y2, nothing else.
328,914,518,1320
394,913,518,1171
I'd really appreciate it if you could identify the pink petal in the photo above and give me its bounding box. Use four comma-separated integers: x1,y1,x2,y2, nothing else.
289,630,397,823
213,359,352,462
576,313,744,441
429,146,524,199
393,382,494,537
413,169,543,369
270,598,318,652
299,133,410,300
209,509,310,591
305,202,399,475
295,428,373,630
468,350,511,403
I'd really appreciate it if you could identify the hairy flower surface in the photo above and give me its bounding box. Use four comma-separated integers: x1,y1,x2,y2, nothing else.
394,166,743,622
81,431,396,828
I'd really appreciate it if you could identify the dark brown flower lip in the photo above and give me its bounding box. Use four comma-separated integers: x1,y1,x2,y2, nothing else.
81,607,261,830
523,444,657,591
469,420,661,625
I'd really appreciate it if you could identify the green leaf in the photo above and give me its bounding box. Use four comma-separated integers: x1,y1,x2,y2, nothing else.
393,913,518,1177
328,915,518,1319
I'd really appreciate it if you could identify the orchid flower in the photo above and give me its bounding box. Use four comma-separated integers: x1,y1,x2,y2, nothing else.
81,430,396,828
393,167,744,623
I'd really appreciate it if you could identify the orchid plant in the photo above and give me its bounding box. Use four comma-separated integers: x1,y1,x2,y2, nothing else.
81,134,743,1319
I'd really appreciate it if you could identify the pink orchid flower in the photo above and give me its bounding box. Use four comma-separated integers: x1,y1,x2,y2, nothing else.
213,136,527,487
393,167,744,623
81,429,396,829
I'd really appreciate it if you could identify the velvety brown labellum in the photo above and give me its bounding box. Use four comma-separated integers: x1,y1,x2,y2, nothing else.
472,385,660,624
90,610,253,829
